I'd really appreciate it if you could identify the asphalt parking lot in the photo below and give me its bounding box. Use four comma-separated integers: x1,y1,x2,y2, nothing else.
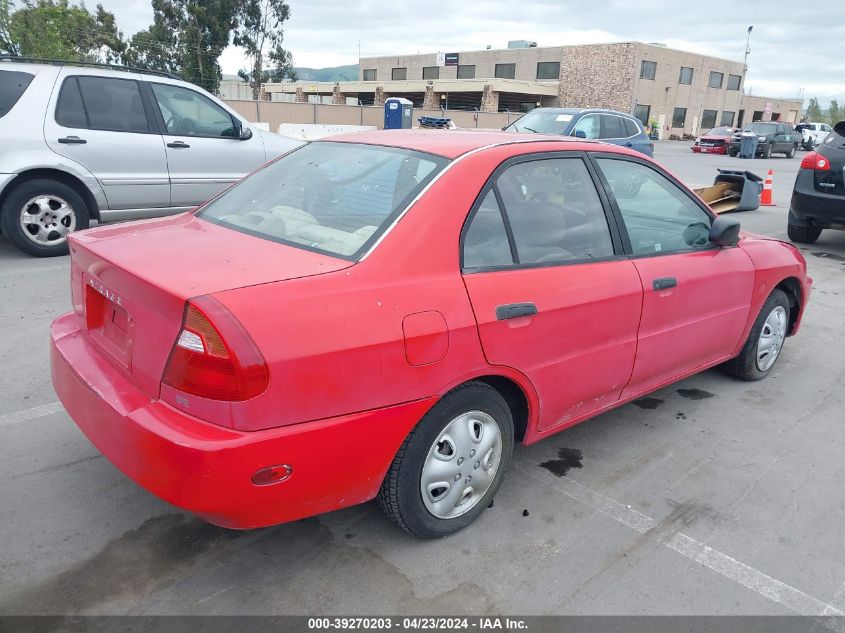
1,140,844,616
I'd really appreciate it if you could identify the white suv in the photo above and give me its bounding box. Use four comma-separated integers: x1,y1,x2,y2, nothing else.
795,122,832,149
0,58,300,256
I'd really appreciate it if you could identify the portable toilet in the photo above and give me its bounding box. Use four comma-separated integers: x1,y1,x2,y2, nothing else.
384,97,413,130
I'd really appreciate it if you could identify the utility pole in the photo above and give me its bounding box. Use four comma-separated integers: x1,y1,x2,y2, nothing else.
742,26,753,90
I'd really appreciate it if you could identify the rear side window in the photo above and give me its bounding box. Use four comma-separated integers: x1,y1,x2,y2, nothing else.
624,118,640,137
463,191,513,270
599,115,626,139
56,76,150,133
0,70,34,119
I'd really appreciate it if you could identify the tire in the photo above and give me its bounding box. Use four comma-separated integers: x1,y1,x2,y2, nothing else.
761,143,772,159
722,289,790,381
0,179,90,257
786,145,796,158
787,223,822,243
377,382,514,538
728,149,738,157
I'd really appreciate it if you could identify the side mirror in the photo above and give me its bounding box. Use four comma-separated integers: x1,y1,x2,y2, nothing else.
709,216,741,247
240,126,253,140
574,130,587,139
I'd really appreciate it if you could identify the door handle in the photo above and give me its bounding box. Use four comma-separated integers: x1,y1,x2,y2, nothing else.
652,277,678,291
496,303,538,320
167,141,190,149
58,136,86,144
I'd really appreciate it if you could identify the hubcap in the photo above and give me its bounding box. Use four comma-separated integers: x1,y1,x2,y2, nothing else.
19,195,75,246
756,305,787,371
420,411,502,520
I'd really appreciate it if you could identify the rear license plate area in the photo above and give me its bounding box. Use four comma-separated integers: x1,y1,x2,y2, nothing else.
85,281,133,367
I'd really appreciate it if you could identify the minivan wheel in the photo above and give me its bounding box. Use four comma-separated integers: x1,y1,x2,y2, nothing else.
787,223,822,244
377,382,514,538
0,179,90,257
722,289,790,381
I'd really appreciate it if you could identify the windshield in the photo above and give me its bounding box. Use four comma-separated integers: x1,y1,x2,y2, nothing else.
704,127,733,136
506,110,576,134
747,123,777,134
198,142,447,260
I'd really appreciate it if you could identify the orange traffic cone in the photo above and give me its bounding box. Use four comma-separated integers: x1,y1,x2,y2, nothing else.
760,169,775,206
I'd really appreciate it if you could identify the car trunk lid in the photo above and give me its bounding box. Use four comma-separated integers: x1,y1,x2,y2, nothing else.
69,213,352,399
816,133,845,196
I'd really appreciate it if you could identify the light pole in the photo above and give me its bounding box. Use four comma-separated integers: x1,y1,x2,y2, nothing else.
739,25,753,128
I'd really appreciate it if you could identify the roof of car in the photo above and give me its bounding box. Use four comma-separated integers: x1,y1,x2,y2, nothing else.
320,129,600,159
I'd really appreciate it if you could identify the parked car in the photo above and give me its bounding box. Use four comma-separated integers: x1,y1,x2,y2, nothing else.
794,122,832,149
504,107,654,157
788,121,845,243
691,126,740,154
727,122,799,158
0,57,300,257
51,130,811,538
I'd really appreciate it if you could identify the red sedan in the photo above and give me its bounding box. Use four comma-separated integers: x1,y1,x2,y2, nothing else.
51,131,811,538
692,126,740,154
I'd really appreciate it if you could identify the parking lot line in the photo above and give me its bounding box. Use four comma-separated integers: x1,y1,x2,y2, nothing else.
0,401,64,429
514,457,842,616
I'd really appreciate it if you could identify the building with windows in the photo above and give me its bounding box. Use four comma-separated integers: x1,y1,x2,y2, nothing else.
263,41,801,137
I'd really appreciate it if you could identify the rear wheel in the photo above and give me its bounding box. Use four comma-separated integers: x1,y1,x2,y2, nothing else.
722,289,790,381
0,179,90,257
787,223,822,243
377,382,514,538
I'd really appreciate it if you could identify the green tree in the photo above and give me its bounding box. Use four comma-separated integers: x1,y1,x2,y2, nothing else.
234,0,296,100
151,0,240,93
828,99,841,125
122,15,181,75
6,0,124,62
0,0,19,55
806,97,823,122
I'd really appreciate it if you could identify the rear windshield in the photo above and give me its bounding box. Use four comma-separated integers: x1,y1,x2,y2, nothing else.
747,123,777,134
198,142,448,260
507,110,576,134
0,70,34,119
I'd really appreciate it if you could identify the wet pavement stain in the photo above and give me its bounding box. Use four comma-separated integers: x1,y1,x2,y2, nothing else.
539,447,584,477
675,412,687,420
522,509,530,517
812,251,845,262
632,397,664,410
677,388,715,400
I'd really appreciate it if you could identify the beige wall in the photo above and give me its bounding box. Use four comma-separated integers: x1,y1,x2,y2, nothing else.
558,43,638,112
360,46,564,84
224,100,515,131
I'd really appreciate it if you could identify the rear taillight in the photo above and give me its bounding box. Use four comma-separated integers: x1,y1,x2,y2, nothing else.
800,151,830,170
162,296,269,401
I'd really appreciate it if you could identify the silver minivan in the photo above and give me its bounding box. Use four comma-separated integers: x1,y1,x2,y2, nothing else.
0,58,300,256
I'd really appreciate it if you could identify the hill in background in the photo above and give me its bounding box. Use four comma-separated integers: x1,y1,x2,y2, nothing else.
294,65,359,82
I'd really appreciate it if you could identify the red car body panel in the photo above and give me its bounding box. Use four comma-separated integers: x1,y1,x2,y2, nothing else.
51,131,812,529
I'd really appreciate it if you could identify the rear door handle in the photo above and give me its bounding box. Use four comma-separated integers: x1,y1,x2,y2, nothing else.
167,141,190,149
652,277,678,291
58,136,86,144
496,302,538,320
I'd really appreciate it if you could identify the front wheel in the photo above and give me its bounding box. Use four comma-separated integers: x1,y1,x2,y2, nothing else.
377,382,514,538
722,289,790,381
0,179,90,257
761,144,772,159
786,145,796,158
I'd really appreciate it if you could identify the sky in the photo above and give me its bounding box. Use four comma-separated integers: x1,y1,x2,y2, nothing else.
107,0,840,106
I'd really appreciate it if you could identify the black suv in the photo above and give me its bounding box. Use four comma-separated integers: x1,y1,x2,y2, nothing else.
788,121,845,243
728,122,800,158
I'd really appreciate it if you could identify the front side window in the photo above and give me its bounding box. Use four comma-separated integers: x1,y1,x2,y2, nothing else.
708,71,724,88
60,76,150,133
362,69,377,81
494,158,614,264
572,114,599,139
640,61,656,80
596,158,712,256
0,70,34,119
494,63,516,79
199,142,446,259
391,67,407,80
727,74,742,90
151,83,236,138
536,62,560,80
457,64,475,79
462,191,513,270
678,67,693,85
672,107,687,128
701,109,717,129
422,66,439,80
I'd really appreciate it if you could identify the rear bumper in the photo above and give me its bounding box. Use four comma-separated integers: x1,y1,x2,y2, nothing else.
51,312,435,529
790,170,845,227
